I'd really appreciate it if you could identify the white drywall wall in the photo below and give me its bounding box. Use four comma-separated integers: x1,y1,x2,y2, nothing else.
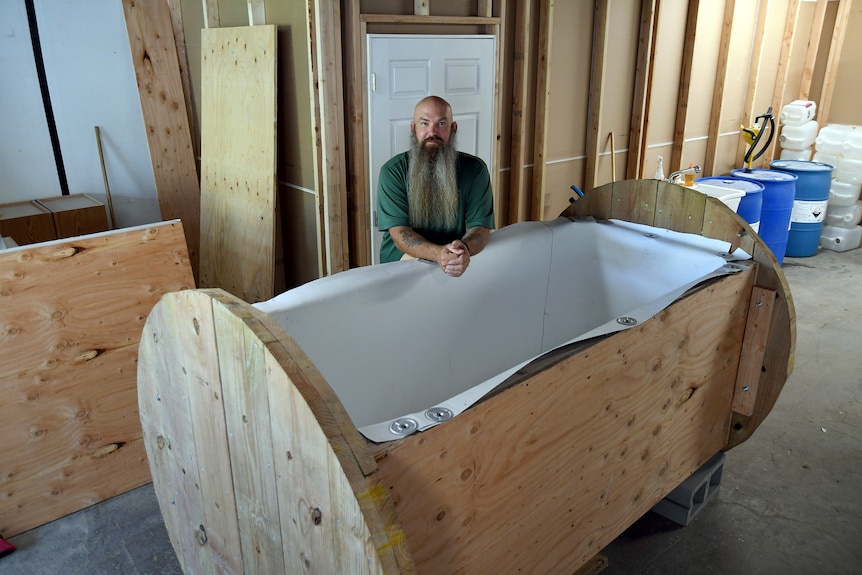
1,0,161,228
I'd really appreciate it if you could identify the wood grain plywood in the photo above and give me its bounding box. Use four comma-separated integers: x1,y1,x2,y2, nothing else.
375,268,754,575
122,0,201,282
200,25,277,304
0,221,194,538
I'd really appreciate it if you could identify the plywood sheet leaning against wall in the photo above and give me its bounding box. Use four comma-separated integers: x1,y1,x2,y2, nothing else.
200,25,278,304
122,0,201,283
0,221,195,538
137,181,794,574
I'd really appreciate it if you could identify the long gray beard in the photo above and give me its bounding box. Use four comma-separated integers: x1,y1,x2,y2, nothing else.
407,131,459,231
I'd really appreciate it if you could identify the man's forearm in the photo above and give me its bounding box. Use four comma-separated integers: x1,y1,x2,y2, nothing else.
389,226,445,262
461,227,490,256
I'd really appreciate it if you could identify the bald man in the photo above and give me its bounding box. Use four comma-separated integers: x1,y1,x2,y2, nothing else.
376,96,495,277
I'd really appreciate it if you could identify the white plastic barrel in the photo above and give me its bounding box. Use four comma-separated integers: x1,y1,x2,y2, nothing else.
780,121,819,150
780,100,817,126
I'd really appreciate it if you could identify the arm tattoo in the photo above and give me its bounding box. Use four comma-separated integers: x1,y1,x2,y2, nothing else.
399,228,425,248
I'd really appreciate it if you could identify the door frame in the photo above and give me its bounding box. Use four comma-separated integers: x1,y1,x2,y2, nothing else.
366,33,498,264
341,10,505,268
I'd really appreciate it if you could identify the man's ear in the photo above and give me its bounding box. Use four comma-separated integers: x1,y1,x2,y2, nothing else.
451,121,458,134
410,120,415,131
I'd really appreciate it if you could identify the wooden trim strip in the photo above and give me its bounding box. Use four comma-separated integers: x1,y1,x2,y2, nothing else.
508,0,533,223
344,1,371,267
627,0,658,180
202,0,219,29
733,286,776,417
736,0,770,168
585,0,609,191
309,0,351,274
414,0,430,16
531,0,554,221
817,0,852,126
704,0,735,177
671,0,699,174
764,0,799,165
798,0,828,100
165,0,199,167
248,0,265,25
359,14,500,25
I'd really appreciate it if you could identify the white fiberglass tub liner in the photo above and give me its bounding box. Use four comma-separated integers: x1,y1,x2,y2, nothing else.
254,217,749,442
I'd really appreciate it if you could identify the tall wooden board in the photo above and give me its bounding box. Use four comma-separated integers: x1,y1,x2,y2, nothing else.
122,0,201,282
0,221,194,538
200,26,277,304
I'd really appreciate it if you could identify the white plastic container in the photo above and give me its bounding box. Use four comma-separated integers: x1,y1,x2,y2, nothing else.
842,129,862,160
820,224,862,252
779,120,819,150
816,124,855,155
829,180,862,207
825,201,862,228
780,147,812,161
835,157,862,186
813,150,842,167
691,183,746,213
780,100,817,126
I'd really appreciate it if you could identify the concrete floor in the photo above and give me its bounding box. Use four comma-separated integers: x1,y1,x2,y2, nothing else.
3,246,861,575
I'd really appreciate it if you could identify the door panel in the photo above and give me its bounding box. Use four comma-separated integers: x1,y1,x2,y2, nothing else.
368,34,496,263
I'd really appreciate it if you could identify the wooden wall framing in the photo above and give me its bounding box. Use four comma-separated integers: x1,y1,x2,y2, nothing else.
155,0,860,284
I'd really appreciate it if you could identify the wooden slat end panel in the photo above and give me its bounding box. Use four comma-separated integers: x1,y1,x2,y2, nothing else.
139,289,414,574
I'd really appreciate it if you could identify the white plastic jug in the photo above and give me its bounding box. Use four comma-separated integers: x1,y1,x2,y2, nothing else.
829,180,862,207
780,100,816,126
825,201,862,228
779,147,812,161
820,224,862,252
813,151,842,167
779,120,819,150
836,157,862,186
816,124,855,155
842,129,862,160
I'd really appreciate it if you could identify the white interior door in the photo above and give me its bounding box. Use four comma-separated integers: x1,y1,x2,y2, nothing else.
367,34,496,264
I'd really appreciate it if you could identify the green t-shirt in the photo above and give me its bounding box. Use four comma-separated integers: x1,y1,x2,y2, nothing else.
377,151,495,263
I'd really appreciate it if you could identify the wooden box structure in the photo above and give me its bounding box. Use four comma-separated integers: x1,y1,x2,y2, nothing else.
137,181,794,574
36,193,109,239
0,221,194,538
0,200,57,246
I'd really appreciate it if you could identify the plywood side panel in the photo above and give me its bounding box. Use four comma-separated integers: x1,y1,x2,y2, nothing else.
0,221,194,538
375,269,753,575
200,25,277,303
122,0,201,282
827,1,862,125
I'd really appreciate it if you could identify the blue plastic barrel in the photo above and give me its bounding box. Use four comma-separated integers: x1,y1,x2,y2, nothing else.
731,168,797,265
769,160,834,257
695,176,764,231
